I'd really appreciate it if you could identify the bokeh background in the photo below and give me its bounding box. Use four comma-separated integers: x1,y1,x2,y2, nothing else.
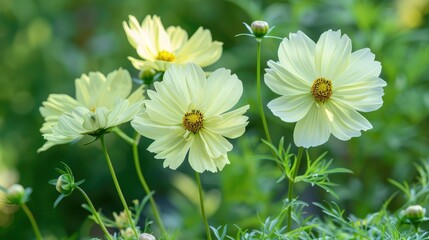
1,0,429,239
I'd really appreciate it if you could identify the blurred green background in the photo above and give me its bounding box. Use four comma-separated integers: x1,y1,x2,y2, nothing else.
1,0,429,239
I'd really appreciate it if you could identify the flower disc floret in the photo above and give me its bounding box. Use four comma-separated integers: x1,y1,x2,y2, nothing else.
156,50,175,62
311,78,332,103
131,63,249,173
264,29,386,148
183,109,204,133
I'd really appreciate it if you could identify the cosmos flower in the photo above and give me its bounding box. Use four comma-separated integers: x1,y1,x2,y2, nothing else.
38,69,144,152
123,15,222,72
265,30,386,148
131,63,249,173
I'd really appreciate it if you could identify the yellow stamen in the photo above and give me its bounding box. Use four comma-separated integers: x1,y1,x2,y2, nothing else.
156,50,175,62
311,78,333,103
183,109,204,133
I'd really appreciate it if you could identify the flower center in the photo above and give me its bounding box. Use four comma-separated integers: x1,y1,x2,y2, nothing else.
311,78,333,103
183,109,204,133
156,50,175,62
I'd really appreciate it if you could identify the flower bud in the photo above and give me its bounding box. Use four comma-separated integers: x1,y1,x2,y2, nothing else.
55,174,75,196
120,227,136,239
251,20,269,38
113,211,128,229
404,205,426,221
139,233,156,240
139,68,157,85
6,184,26,204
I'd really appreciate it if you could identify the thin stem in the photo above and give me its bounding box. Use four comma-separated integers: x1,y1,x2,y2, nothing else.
132,133,168,236
256,41,273,145
77,187,113,240
21,203,43,240
112,127,134,145
286,147,304,232
195,172,212,240
100,136,139,238
256,41,282,171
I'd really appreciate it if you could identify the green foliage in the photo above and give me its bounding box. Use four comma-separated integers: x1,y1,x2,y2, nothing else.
210,161,429,239
296,152,352,199
389,160,429,205
262,138,352,199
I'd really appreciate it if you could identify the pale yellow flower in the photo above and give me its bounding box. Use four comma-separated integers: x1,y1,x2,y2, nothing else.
123,15,222,72
131,63,249,173
265,30,386,148
396,0,429,28
38,69,144,152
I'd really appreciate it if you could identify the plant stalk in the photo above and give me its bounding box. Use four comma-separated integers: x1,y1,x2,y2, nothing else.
100,136,139,238
77,187,113,240
195,172,212,240
286,147,304,232
256,41,273,146
112,127,134,145
132,133,168,236
21,203,43,240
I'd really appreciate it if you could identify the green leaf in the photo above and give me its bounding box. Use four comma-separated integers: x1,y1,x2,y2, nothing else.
53,194,65,208
388,178,411,200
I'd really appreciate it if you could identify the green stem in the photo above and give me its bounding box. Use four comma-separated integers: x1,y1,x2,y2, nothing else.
21,203,43,240
195,172,212,240
132,133,168,236
77,187,113,240
112,127,134,145
100,136,139,238
256,40,282,171
286,147,304,232
256,41,272,145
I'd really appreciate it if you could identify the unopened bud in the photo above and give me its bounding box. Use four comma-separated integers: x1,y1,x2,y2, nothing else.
55,174,75,196
6,184,26,204
251,20,269,38
139,68,157,85
139,233,156,240
113,211,128,229
404,205,426,221
120,227,135,239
